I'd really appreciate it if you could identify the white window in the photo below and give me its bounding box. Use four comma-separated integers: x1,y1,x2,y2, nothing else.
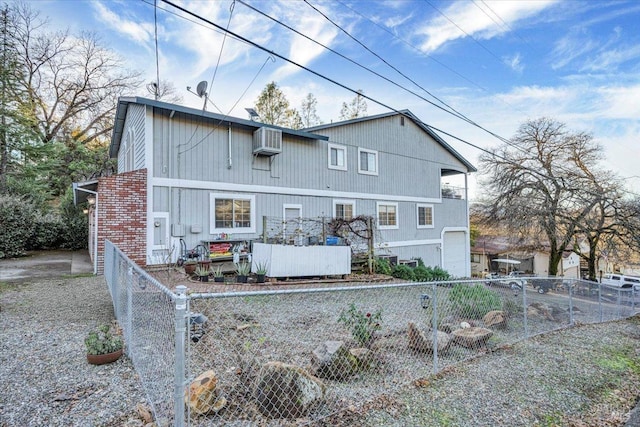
209,193,256,233
333,199,355,220
417,204,434,228
328,143,347,171
377,202,398,229
358,148,378,176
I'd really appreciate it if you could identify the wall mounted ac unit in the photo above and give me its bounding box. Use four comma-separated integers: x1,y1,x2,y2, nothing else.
253,127,282,156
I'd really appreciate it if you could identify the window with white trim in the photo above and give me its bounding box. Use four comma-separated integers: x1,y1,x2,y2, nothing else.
209,193,256,233
328,143,347,171
377,202,398,229
333,199,355,220
358,148,378,175
417,204,434,228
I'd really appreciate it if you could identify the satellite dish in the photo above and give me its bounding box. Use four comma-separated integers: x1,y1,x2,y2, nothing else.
196,81,208,97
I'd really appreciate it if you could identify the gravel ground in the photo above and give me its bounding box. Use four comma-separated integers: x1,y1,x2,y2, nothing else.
1,274,640,427
0,276,147,427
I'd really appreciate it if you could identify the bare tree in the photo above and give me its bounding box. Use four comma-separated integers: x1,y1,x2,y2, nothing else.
147,79,183,104
478,118,609,276
12,3,141,146
300,93,322,127
339,89,367,121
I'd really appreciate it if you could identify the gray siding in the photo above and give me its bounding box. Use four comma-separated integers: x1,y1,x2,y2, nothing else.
117,103,146,172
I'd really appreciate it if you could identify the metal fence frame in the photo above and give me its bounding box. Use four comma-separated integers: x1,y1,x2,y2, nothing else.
104,240,638,426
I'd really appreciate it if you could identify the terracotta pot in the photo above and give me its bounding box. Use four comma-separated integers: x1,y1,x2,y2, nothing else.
184,263,197,275
87,349,123,365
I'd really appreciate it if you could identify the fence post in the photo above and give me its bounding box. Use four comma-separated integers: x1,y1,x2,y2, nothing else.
126,266,133,356
598,283,603,322
568,279,574,326
174,285,188,427
367,217,374,275
522,279,528,339
431,283,438,375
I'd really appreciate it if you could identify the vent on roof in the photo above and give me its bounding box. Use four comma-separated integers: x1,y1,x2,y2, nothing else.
253,127,282,156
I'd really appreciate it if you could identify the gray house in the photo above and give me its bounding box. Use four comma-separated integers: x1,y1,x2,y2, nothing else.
76,97,475,276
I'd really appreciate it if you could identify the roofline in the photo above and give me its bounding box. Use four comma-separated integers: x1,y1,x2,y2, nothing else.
109,97,329,158
306,110,477,173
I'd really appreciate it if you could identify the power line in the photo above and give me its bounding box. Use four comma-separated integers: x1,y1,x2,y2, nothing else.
207,0,236,110
157,0,639,200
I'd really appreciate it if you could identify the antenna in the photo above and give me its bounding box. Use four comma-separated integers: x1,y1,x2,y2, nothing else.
196,81,208,97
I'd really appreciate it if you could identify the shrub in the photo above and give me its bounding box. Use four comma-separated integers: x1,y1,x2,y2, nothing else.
374,257,392,275
28,213,65,250
392,264,416,281
0,195,36,258
413,265,432,282
412,257,425,267
448,284,502,319
338,303,382,347
59,193,88,250
431,266,451,280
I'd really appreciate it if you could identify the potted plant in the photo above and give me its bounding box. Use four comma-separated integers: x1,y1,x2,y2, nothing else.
255,261,269,284
212,265,225,283
85,324,124,365
195,266,210,282
235,261,250,283
184,260,197,276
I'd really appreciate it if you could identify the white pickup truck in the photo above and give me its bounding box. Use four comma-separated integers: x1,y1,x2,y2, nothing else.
600,273,640,290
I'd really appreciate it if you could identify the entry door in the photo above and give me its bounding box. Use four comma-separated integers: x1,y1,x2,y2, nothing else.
283,204,302,245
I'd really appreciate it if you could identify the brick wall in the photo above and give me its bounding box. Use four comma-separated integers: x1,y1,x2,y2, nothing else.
95,169,147,274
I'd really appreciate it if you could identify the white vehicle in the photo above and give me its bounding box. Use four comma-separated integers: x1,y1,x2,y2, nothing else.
600,273,640,290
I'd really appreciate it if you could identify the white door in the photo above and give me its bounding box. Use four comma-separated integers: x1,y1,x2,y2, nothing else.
442,231,467,278
283,204,302,245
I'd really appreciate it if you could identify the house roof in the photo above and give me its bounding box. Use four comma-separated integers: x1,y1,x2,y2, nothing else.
109,97,329,158
305,110,477,173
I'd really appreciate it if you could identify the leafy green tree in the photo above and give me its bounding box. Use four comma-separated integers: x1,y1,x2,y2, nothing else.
254,81,301,128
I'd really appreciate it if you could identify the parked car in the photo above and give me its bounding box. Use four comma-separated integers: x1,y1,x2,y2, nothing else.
485,272,526,290
529,277,562,294
600,273,640,289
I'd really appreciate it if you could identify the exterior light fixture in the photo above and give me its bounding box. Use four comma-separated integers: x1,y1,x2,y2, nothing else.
87,196,96,205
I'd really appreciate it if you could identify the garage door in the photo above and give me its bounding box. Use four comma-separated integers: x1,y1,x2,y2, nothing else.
443,231,467,278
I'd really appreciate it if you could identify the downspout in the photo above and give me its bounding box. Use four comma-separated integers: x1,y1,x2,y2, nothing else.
76,187,98,275
228,122,232,169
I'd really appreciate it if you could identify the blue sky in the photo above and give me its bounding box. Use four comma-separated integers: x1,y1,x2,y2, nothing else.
34,0,640,198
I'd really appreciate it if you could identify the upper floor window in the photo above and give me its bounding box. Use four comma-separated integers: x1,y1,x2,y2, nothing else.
328,143,347,171
358,148,378,176
417,204,434,228
333,199,355,220
377,202,398,229
209,193,256,233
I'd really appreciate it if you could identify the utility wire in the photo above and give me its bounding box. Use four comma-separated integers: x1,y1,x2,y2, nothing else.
157,0,638,200
207,0,236,110
153,0,160,100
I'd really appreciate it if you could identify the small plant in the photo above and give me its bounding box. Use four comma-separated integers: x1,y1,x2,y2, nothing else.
85,324,123,355
392,264,416,281
195,266,209,277
235,261,251,276
212,265,224,277
338,303,382,347
254,261,269,275
449,284,501,319
374,257,392,275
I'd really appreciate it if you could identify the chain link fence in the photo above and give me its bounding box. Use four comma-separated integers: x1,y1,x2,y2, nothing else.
104,241,639,426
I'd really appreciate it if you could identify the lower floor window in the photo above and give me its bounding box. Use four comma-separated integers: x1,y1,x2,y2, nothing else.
210,193,255,233
377,202,397,228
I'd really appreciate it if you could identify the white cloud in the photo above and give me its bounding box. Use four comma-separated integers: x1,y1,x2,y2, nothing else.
415,0,555,53
503,53,524,73
93,2,153,46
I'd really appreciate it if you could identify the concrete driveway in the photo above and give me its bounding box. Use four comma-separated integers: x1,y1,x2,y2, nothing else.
0,250,93,283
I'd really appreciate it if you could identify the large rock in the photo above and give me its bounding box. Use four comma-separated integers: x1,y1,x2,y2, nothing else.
184,370,227,415
349,347,375,371
311,341,357,380
452,327,493,348
483,310,507,329
407,322,451,353
527,302,569,323
254,361,325,419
